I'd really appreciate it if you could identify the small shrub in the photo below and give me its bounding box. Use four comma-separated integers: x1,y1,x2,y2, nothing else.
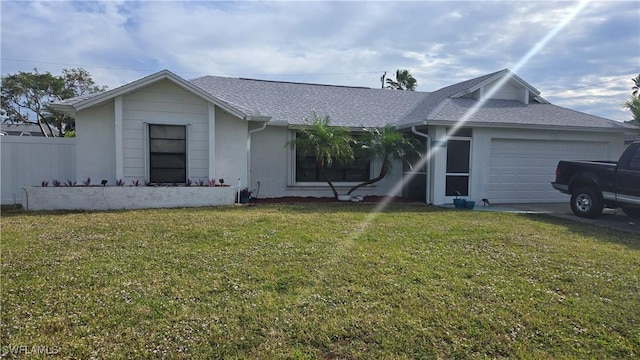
116,179,125,186
52,179,61,187
208,178,216,187
197,179,205,186
132,180,140,187
82,177,91,186
41,180,49,187
65,179,76,187
185,179,192,187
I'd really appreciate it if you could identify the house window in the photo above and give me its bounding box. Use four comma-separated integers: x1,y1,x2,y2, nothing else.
294,133,370,183
445,138,471,197
149,124,186,183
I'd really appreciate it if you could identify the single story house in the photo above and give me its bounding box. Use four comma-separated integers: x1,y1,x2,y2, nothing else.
50,68,634,205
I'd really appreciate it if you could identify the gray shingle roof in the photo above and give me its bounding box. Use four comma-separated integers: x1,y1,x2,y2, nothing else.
54,93,97,106
429,98,634,130
52,68,632,131
189,76,428,127
397,70,505,126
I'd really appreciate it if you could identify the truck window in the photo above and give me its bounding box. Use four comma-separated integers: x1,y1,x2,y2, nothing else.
629,147,640,171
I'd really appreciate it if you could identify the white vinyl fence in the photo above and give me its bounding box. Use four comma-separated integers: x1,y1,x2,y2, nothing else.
1,136,76,205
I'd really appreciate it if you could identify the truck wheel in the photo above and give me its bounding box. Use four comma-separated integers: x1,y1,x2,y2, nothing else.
570,187,603,218
622,207,640,219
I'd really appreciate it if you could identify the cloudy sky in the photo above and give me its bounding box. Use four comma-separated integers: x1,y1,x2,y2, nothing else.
2,0,639,122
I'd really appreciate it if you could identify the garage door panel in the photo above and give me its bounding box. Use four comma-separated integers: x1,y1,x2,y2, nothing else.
488,139,607,203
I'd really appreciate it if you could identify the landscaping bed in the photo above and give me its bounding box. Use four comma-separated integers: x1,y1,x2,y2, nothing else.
21,186,236,211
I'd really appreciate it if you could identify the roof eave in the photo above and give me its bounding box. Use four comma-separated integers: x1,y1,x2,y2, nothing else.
420,119,630,133
68,69,249,120
245,115,272,122
396,120,429,130
48,103,76,118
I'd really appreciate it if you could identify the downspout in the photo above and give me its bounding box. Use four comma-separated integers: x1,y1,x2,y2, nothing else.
247,121,268,191
411,125,431,204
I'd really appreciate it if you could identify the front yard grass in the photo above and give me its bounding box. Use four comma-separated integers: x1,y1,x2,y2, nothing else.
1,203,639,358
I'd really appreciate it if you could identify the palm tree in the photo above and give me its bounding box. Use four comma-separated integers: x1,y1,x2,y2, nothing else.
632,74,640,96
385,69,418,91
624,95,640,126
346,126,420,195
287,113,355,199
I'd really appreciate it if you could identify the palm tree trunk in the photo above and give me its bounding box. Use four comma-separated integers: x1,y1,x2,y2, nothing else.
318,161,339,199
347,166,388,195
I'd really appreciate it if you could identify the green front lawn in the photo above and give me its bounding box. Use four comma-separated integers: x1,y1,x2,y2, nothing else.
1,203,639,358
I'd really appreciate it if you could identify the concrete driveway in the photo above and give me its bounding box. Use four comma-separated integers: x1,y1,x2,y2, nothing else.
496,203,640,236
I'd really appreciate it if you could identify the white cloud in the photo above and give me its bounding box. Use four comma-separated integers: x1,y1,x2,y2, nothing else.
1,0,638,121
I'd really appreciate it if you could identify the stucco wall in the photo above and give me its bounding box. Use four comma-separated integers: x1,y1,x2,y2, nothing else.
214,107,248,187
248,126,289,197
22,186,235,211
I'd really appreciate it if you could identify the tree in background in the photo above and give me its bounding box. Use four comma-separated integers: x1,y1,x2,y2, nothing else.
632,74,640,96
347,126,420,195
287,113,355,199
624,96,640,127
385,69,418,91
1,68,106,136
624,74,640,126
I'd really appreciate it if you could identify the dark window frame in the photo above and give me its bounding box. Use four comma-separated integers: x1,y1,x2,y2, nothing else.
444,133,472,197
148,124,187,184
294,132,371,183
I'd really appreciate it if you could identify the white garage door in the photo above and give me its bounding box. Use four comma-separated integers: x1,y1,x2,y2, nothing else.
487,139,608,203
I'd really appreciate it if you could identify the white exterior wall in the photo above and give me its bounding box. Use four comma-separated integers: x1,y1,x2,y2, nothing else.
75,102,116,183
249,126,289,197
122,80,210,183
23,186,235,211
429,126,450,205
214,107,248,187
483,81,521,101
470,128,623,203
249,126,402,198
1,136,75,204
73,80,248,187
428,126,625,205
